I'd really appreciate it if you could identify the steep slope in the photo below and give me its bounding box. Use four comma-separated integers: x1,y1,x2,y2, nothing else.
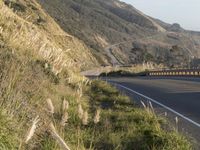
37,0,200,68
0,0,98,148
0,0,194,149
1,0,98,73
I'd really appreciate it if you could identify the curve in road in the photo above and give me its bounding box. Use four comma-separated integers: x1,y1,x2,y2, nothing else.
106,77,200,144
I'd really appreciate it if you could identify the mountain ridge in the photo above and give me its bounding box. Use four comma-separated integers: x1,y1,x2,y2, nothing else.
0,0,194,149
37,0,200,68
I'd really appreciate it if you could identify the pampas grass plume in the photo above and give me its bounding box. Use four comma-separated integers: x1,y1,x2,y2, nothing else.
25,116,40,143
94,109,101,124
46,98,54,114
82,111,88,125
78,104,83,119
61,112,69,126
62,99,69,112
49,123,71,150
141,101,146,108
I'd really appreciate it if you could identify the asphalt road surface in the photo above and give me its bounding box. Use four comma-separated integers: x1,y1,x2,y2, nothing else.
105,77,200,146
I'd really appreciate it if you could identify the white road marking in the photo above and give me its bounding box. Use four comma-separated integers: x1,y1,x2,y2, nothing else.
112,82,200,128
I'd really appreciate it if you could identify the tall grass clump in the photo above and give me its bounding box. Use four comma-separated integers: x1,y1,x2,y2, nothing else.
0,1,194,149
0,48,77,149
0,110,19,150
86,80,193,150
0,48,193,149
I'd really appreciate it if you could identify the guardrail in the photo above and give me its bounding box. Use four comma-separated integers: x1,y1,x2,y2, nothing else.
148,69,200,76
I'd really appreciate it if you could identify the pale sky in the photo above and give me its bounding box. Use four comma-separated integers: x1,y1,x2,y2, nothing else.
121,0,200,31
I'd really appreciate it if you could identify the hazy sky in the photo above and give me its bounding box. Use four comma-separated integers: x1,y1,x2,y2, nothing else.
121,0,200,31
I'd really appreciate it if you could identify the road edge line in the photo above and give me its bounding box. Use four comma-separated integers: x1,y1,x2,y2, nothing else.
112,82,200,128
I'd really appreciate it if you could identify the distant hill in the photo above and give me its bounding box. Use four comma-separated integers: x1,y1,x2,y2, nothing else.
37,0,200,68
0,1,193,149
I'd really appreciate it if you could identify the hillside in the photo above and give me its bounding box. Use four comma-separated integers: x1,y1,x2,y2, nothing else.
1,0,99,72
0,0,194,149
37,0,200,68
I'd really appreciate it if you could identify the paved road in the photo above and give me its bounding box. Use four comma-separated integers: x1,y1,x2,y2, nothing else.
107,77,200,122
106,77,200,144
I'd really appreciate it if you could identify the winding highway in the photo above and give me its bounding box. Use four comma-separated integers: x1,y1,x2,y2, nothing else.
106,76,200,145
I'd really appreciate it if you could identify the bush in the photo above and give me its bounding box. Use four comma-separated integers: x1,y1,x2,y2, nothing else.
4,0,26,12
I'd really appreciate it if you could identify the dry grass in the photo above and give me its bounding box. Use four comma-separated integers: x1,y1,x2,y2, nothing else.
46,98,54,114
0,1,193,150
82,111,89,125
49,123,71,150
0,0,98,76
61,99,69,126
78,104,84,119
0,1,96,147
25,116,40,143
94,109,101,124
87,80,193,150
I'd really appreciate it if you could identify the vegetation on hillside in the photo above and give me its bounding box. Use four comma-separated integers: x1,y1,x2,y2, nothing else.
0,52,192,149
37,0,200,67
86,80,192,150
0,0,194,150
1,0,98,72
100,69,147,77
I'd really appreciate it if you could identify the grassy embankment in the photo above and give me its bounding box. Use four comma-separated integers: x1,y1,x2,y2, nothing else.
0,0,192,149
100,66,148,77
0,51,192,149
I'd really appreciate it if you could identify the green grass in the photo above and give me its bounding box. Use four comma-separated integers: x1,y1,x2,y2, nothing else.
100,69,147,77
85,80,192,150
0,48,193,150
0,1,194,149
0,110,19,150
